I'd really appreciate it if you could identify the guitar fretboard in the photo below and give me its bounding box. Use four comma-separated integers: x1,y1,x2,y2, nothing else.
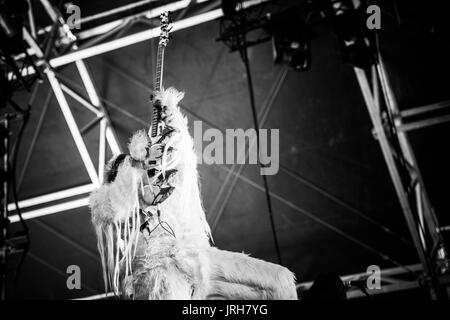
153,45,165,93
151,44,165,138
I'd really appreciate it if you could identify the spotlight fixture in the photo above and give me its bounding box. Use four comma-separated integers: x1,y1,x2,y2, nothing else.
329,0,376,68
271,28,311,71
221,0,240,17
0,0,40,92
0,0,28,53
268,11,314,71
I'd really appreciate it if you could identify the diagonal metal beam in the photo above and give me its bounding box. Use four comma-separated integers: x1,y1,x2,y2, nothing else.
279,164,413,247
45,70,100,186
32,219,99,261
210,67,288,231
27,252,96,295
297,263,422,299
60,84,103,117
175,0,196,21
219,163,418,275
74,60,122,156
9,197,90,223
17,88,52,191
22,27,100,186
57,72,150,126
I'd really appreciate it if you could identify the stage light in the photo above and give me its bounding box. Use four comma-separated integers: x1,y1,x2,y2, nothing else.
329,0,376,68
221,0,240,17
289,42,311,71
0,0,28,43
269,15,313,72
0,0,29,58
0,73,13,110
0,0,40,92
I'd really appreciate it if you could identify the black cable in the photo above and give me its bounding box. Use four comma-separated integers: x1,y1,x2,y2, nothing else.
6,96,33,288
0,108,30,299
157,210,176,239
238,30,282,266
9,107,31,285
142,209,176,239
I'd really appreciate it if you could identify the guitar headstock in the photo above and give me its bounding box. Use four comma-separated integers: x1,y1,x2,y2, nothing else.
159,11,171,48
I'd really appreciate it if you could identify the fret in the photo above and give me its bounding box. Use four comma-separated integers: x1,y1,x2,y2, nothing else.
153,45,165,93
151,45,165,137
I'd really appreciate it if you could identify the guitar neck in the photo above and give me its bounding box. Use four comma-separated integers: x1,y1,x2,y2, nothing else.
153,45,165,93
151,44,165,138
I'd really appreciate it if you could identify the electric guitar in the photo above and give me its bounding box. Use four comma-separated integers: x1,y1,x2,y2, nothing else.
144,11,177,204
150,11,170,145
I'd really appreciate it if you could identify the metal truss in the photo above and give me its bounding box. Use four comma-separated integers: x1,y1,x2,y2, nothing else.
7,0,123,222
353,62,450,299
347,0,449,299
76,263,423,299
6,0,270,220
296,263,423,299
393,99,450,132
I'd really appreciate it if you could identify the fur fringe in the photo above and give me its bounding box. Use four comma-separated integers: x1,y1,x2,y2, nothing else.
90,156,144,295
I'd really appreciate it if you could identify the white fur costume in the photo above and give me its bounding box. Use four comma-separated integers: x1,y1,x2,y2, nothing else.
89,88,297,300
